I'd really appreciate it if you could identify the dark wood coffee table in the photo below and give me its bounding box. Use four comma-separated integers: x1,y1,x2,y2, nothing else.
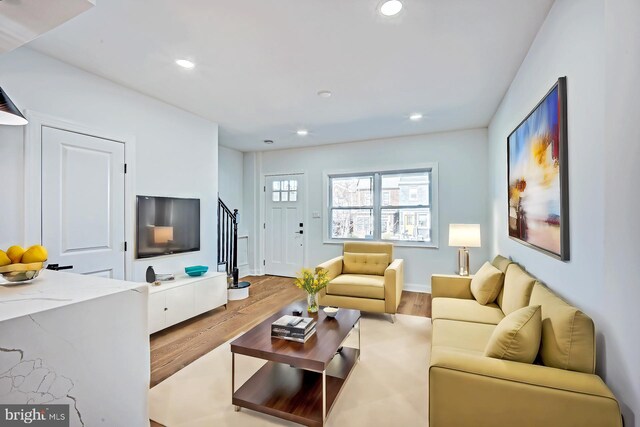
230,300,361,426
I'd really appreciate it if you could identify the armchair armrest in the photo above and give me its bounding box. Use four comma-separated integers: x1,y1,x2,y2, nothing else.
316,256,343,299
429,348,622,427
384,259,404,313
431,274,473,299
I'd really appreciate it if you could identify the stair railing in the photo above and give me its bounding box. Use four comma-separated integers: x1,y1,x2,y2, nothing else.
217,198,239,286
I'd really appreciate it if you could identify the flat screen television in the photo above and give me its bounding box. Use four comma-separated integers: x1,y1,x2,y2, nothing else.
136,195,200,259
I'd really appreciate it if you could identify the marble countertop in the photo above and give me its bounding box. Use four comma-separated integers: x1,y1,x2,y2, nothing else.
0,270,147,322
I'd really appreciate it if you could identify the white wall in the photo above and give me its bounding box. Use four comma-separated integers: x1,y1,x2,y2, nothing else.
245,129,490,290
218,146,244,225
488,0,639,423
603,0,640,423
0,48,219,282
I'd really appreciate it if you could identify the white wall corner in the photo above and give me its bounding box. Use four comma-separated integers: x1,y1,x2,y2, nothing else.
404,282,431,294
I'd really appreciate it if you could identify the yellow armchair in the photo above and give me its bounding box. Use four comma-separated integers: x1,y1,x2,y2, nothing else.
316,242,404,321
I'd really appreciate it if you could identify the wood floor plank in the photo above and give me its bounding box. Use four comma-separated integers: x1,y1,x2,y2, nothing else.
149,276,431,387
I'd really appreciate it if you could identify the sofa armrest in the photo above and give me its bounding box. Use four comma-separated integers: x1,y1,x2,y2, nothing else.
384,259,404,313
429,349,622,427
431,274,473,299
316,256,343,298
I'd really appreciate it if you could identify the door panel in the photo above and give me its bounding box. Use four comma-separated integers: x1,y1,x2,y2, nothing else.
165,286,195,327
149,292,166,334
265,174,304,277
42,127,126,279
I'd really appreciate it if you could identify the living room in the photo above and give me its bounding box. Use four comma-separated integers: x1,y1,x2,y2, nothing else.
0,0,638,426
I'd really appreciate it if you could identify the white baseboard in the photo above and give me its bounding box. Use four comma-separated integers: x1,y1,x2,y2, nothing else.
404,282,431,294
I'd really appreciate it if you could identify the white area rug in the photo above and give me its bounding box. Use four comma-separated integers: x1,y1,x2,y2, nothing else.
149,313,431,426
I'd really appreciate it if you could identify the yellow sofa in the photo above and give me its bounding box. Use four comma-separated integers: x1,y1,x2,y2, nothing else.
429,255,623,427
315,242,404,319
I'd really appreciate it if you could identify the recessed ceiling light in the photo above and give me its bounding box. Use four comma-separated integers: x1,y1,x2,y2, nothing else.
175,59,195,69
296,129,309,136
380,0,403,16
409,113,423,121
317,90,332,98
264,139,274,144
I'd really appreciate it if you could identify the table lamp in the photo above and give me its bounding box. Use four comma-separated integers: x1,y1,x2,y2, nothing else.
448,224,481,276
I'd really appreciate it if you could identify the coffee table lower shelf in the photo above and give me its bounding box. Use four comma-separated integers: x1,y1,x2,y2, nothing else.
232,346,359,427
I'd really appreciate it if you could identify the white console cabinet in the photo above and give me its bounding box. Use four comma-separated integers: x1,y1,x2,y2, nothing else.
148,272,227,334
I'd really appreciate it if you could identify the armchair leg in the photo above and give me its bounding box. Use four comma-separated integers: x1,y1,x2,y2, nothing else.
389,314,396,324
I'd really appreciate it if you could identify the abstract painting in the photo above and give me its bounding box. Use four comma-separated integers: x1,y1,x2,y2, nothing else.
507,77,569,260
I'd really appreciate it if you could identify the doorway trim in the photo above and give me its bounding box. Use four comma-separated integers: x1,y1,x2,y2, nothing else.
261,171,307,276
24,110,136,280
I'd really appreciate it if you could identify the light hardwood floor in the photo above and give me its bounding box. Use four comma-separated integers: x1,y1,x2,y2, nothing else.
150,275,431,387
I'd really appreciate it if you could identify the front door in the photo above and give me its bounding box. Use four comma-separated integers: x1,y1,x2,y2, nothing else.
41,126,126,279
265,174,305,277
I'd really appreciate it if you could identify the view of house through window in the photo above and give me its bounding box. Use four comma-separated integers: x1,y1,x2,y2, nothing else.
328,169,432,243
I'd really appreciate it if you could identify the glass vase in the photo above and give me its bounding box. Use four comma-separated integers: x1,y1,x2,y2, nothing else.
307,292,319,313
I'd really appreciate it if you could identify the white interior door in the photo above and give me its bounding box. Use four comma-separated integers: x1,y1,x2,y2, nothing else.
265,174,305,277
41,126,126,279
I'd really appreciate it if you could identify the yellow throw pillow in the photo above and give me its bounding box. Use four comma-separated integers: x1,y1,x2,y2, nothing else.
343,252,389,276
470,262,504,305
485,305,542,364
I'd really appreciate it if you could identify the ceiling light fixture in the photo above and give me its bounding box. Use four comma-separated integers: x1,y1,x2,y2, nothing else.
317,90,332,98
175,59,195,69
409,113,423,121
296,129,309,136
380,0,403,16
264,139,274,144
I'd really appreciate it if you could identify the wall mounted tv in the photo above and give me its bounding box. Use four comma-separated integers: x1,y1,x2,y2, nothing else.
136,195,200,259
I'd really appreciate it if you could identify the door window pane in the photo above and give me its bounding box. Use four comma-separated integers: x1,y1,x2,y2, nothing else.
331,209,373,239
272,181,281,191
272,192,280,202
290,180,298,191
281,192,289,202
282,180,289,191
289,191,297,202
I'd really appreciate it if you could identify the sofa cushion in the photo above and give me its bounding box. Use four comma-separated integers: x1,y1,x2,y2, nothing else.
343,252,389,276
344,241,393,260
432,298,504,325
470,262,504,305
500,264,536,315
485,305,542,363
491,255,512,273
530,283,596,374
492,255,513,307
327,274,385,299
432,318,496,354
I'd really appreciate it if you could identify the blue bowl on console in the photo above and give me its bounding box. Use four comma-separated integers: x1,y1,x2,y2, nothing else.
185,265,208,277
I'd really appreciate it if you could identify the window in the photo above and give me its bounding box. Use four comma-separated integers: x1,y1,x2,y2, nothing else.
328,168,435,245
272,179,298,203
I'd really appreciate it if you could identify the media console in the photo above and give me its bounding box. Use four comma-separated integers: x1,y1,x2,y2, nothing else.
148,272,227,334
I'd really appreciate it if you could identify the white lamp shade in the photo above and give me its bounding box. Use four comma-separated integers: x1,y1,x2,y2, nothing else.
448,224,481,247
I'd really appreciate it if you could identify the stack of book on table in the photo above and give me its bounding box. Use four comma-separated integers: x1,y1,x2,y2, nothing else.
271,315,317,343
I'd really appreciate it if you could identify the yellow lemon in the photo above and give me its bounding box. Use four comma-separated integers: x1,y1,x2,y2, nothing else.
6,246,25,264
0,250,10,267
22,245,48,264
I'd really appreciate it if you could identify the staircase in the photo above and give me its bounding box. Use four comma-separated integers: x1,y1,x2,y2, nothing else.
217,198,239,286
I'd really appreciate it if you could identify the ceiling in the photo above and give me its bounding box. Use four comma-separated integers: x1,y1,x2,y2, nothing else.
26,0,553,152
0,0,93,53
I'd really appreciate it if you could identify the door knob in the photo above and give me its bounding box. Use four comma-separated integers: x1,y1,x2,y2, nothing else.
294,231,304,235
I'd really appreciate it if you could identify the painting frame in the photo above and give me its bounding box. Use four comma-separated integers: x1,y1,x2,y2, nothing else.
507,77,569,261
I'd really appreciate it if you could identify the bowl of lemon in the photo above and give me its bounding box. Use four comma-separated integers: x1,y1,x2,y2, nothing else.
0,245,48,285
